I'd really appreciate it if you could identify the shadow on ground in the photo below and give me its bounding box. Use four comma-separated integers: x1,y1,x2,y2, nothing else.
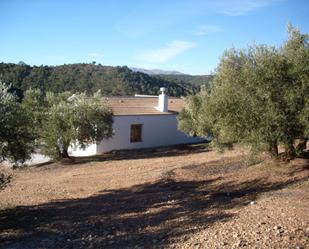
1,158,308,249
34,143,209,168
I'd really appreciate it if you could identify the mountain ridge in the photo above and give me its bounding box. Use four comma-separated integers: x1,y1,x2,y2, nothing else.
0,62,213,98
130,67,185,75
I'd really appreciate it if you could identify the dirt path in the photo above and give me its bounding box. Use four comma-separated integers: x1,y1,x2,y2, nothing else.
0,146,247,206
0,145,308,249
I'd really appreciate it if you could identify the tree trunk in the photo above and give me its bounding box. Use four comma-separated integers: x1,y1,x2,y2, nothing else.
60,147,70,159
284,144,296,160
296,138,308,152
268,142,279,158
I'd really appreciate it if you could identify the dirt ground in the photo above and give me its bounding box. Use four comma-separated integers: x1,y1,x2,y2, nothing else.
0,144,308,249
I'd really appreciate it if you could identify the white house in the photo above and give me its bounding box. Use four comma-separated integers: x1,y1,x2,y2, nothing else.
69,88,204,156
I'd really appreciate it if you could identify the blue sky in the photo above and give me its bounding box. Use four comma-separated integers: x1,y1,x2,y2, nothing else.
1,0,308,75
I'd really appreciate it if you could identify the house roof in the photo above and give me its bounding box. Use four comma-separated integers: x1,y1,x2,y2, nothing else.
106,96,184,115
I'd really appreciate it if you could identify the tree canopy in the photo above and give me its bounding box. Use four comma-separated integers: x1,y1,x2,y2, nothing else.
40,91,113,159
1,84,114,164
0,82,36,164
178,25,309,158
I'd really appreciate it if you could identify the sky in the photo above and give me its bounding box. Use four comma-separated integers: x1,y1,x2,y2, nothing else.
1,0,308,75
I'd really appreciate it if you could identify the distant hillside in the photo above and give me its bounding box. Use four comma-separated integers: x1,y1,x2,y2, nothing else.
0,63,212,97
153,74,214,89
130,68,214,89
130,67,184,75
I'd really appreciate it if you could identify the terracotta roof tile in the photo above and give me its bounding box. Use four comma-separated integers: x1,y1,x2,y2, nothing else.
106,97,184,115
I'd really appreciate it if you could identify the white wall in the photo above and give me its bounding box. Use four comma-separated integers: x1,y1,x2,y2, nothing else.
68,142,97,157
97,114,204,153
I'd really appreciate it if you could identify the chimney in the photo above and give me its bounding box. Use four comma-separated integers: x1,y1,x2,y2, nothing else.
157,87,168,112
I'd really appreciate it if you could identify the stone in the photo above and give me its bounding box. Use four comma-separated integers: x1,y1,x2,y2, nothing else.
235,239,243,247
233,233,240,238
283,235,291,241
193,241,200,248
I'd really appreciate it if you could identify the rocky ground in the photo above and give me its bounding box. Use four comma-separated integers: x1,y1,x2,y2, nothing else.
0,144,308,249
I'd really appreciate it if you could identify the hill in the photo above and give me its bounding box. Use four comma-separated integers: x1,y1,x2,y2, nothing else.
130,67,184,75
0,63,212,97
153,74,214,89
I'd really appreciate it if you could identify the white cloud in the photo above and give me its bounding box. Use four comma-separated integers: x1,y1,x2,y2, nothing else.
196,25,223,36
88,53,102,59
218,0,277,16
137,40,195,63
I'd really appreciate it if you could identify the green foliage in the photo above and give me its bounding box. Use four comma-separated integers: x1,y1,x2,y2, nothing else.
0,82,36,164
178,90,212,137
20,89,45,139
179,25,309,158
40,91,113,159
154,74,214,93
284,24,309,138
41,96,76,159
0,63,205,97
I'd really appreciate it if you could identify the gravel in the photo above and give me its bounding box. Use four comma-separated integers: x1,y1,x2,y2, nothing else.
0,146,308,248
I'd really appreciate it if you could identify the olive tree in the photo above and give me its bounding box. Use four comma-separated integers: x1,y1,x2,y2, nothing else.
0,82,36,164
178,25,309,158
284,24,309,152
41,91,113,159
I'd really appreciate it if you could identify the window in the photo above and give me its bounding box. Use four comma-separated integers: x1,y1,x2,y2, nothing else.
130,124,142,143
